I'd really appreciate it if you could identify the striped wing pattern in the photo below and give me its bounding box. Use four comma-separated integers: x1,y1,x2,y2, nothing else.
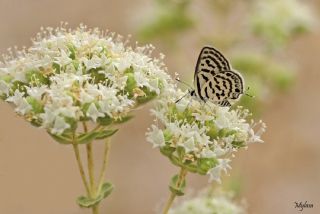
194,46,244,106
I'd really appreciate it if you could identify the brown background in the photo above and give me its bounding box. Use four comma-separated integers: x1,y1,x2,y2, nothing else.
0,0,320,213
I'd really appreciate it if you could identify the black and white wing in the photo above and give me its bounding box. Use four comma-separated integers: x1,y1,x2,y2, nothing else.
194,46,231,101
193,46,244,107
199,71,244,106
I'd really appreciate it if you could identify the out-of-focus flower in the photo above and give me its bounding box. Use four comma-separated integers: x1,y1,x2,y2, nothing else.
146,88,266,182
0,24,173,135
169,188,247,214
251,0,315,47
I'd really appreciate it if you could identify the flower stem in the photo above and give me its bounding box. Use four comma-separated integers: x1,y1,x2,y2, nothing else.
83,122,99,214
72,142,90,196
83,123,96,197
162,168,188,214
92,205,99,214
97,138,111,191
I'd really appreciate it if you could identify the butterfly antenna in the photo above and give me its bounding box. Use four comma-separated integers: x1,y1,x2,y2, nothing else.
244,86,255,98
175,77,193,89
175,92,189,103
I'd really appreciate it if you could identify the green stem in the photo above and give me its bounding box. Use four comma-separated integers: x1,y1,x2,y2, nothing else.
162,168,187,214
97,138,111,192
93,204,99,214
83,122,96,197
83,122,99,214
87,143,96,195
72,142,90,196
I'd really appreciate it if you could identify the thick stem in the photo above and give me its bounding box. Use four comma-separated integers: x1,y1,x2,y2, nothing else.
97,138,111,191
162,168,188,214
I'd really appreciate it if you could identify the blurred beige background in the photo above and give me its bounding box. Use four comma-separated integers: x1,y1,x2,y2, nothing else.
0,0,320,214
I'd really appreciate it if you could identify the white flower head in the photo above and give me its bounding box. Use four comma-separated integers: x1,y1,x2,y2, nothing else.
169,188,247,214
147,88,266,182
0,24,173,135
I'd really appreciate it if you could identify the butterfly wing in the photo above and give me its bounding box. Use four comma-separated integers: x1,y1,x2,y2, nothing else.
199,71,244,106
194,46,231,100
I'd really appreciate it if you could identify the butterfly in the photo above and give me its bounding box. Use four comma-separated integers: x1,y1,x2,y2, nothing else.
185,46,244,107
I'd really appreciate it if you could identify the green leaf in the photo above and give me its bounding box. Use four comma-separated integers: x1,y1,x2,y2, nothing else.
160,145,175,157
124,66,134,74
95,129,118,139
67,44,77,60
76,129,118,144
89,68,106,84
0,94,7,100
77,132,101,144
207,124,219,141
0,74,13,83
169,174,186,196
99,182,114,198
26,97,44,113
30,118,42,127
76,182,114,208
113,115,134,124
169,155,182,167
184,163,198,173
231,141,245,149
72,60,80,70
11,81,28,94
197,158,217,175
48,132,72,144
25,70,49,85
136,87,157,105
218,128,236,138
163,129,173,142
124,73,137,98
64,117,78,133
52,63,61,73
97,115,113,126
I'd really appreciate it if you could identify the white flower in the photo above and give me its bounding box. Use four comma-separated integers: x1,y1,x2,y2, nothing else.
83,55,103,70
251,0,314,46
169,188,247,214
175,97,189,112
192,112,214,123
6,90,25,105
0,80,9,95
51,116,70,134
183,137,196,153
207,159,231,183
146,125,165,148
86,103,104,122
54,49,72,66
26,85,47,100
15,98,32,114
200,148,215,158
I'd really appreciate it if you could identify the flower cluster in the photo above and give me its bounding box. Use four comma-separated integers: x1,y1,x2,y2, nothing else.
146,89,266,182
0,24,173,135
251,0,314,47
169,188,247,214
